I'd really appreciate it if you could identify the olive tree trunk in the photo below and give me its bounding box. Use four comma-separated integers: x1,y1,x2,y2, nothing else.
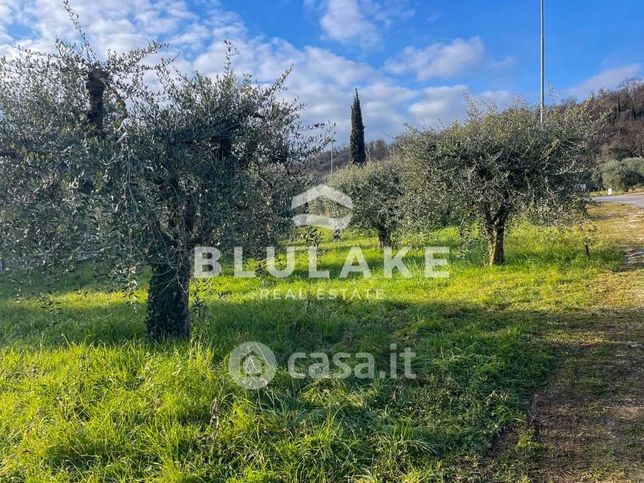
487,224,506,266
146,257,191,341
378,226,392,248
486,207,509,266
146,175,196,341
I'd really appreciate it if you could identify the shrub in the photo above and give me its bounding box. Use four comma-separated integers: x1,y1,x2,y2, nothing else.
399,100,598,265
326,158,404,246
598,158,644,191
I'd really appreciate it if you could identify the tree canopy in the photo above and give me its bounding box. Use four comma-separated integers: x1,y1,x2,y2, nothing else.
327,158,404,247
0,14,325,339
400,100,599,265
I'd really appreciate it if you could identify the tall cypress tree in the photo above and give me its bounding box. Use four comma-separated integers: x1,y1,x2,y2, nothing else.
350,89,366,165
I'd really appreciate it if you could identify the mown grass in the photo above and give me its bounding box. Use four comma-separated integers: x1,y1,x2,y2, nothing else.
0,205,640,481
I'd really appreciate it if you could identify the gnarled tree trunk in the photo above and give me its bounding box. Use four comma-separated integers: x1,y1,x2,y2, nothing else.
486,205,509,266
378,226,392,248
86,68,108,137
146,256,191,341
146,170,196,341
487,224,506,266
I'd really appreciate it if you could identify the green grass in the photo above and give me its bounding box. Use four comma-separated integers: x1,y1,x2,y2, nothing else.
0,207,640,481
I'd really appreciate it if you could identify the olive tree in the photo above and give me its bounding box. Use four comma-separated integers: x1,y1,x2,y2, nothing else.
0,18,156,279
598,157,644,191
400,100,599,265
326,158,404,246
118,68,319,340
0,10,323,340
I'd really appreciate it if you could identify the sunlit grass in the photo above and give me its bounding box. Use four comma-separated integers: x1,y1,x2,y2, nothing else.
0,205,640,481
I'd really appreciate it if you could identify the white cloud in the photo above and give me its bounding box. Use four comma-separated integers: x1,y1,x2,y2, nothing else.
0,0,514,143
0,0,235,57
0,2,15,43
409,85,513,128
566,64,641,98
307,0,413,47
386,37,485,80
362,0,414,29
409,85,468,122
490,56,515,70
320,0,379,46
194,37,407,142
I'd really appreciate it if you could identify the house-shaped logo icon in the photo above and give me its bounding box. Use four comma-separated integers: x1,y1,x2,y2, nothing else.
291,184,353,230
228,342,277,390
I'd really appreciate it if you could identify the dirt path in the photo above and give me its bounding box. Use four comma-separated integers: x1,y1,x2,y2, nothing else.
532,205,644,482
533,307,643,481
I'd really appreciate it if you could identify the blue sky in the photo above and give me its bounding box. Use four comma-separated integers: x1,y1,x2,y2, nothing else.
1,0,643,143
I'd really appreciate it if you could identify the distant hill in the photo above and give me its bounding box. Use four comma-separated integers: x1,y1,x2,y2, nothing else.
587,79,644,160
305,139,392,180
305,80,644,180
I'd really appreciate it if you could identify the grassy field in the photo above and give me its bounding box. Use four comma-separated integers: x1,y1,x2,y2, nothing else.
0,204,641,482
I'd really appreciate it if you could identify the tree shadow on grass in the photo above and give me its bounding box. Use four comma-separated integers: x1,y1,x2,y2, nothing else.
0,299,147,347
0,284,641,481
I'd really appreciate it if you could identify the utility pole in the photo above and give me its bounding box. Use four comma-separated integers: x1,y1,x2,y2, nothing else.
330,139,334,174
540,0,545,125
